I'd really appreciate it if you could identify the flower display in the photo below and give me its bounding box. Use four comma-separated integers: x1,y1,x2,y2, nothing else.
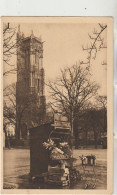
43,139,72,160
59,142,68,147
43,139,55,150
51,147,64,155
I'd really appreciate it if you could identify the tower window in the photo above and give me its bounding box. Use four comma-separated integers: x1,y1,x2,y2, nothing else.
35,53,36,64
34,50,39,65
38,79,40,93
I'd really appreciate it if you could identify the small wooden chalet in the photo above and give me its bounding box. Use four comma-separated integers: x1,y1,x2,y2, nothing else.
29,114,71,178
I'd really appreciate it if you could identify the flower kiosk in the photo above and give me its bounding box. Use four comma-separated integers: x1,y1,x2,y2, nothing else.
29,114,75,186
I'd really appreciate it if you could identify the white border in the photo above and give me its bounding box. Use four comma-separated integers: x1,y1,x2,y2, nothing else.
0,0,116,17
0,1,117,194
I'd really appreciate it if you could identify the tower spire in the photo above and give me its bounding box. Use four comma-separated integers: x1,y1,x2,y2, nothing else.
17,24,21,39
31,30,34,38
18,24,20,33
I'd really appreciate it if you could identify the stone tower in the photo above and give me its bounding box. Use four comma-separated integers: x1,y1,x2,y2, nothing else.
16,26,46,139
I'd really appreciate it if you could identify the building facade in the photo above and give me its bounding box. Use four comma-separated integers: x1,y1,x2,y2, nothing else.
16,27,46,139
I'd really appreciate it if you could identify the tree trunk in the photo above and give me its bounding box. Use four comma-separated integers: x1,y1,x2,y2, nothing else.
94,129,97,149
85,129,88,146
4,126,10,149
71,111,74,137
69,111,74,168
16,120,21,140
73,119,78,149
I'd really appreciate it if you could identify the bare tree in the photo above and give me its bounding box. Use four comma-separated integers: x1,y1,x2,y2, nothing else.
3,83,16,147
3,23,19,76
47,64,99,137
82,96,107,148
85,108,101,148
80,23,107,68
3,102,16,148
95,95,107,132
96,95,107,109
3,83,41,140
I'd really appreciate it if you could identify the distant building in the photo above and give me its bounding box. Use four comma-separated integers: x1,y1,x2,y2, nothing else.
16,26,46,139
7,125,15,136
74,109,107,149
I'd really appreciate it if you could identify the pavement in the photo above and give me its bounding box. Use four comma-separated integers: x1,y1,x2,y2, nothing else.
3,148,107,189
3,148,30,189
73,149,107,189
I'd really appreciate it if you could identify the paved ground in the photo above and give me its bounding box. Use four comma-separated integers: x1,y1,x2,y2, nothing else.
3,148,107,189
73,149,107,189
3,148,30,189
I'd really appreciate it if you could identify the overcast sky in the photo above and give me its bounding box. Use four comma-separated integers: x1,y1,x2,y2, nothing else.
3,22,107,100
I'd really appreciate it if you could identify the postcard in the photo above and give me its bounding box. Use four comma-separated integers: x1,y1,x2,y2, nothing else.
1,17,113,194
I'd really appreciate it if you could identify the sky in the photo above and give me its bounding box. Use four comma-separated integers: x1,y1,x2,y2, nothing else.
3,22,107,100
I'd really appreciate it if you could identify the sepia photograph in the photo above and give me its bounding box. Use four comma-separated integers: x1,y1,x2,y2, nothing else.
1,17,113,194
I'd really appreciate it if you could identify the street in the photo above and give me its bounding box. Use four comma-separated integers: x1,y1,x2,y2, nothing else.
3,148,107,189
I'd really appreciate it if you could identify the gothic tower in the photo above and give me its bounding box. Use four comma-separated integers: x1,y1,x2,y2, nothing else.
16,26,46,139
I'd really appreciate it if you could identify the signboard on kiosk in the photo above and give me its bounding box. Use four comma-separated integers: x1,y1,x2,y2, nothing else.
52,113,71,129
